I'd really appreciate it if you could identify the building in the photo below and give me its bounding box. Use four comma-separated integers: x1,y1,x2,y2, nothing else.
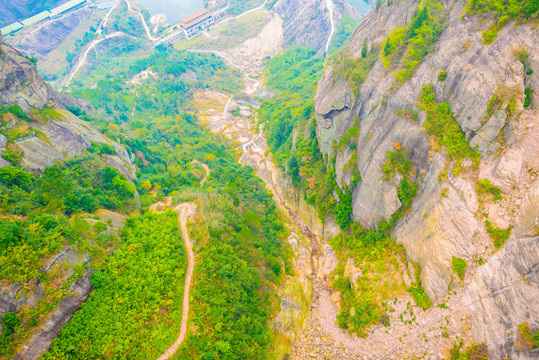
179,9,215,39
155,30,185,47
1,0,86,35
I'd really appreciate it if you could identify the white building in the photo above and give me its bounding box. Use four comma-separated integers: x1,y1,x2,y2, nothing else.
179,9,215,39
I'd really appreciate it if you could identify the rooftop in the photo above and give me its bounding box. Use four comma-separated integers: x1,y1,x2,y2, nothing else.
179,9,212,29
21,11,51,27
0,22,24,36
50,0,87,15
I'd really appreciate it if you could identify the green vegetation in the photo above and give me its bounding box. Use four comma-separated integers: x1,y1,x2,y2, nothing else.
259,48,340,221
476,178,502,201
330,222,410,335
485,220,512,248
0,312,21,357
465,0,539,44
42,46,290,359
0,213,118,358
329,15,362,53
45,212,187,359
517,323,539,350
451,257,467,279
449,341,489,360
418,85,480,164
381,0,447,85
382,147,419,220
333,50,378,89
7,104,30,121
88,142,116,155
228,0,265,14
438,70,448,81
361,37,369,58
524,87,533,108
334,189,353,229
382,148,413,181
0,154,136,216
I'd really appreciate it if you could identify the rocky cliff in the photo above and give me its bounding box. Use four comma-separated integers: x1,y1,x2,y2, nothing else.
272,0,361,52
314,0,538,357
0,33,136,178
0,32,134,360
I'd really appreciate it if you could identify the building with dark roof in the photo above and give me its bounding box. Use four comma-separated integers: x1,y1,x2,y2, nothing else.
179,9,215,39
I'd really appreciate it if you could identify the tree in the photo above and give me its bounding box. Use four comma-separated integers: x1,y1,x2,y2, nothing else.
361,38,369,58
0,166,32,189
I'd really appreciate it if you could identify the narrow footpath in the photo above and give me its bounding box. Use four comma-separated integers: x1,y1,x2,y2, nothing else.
156,202,197,360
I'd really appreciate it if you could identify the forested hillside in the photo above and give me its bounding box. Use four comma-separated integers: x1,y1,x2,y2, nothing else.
1,0,539,359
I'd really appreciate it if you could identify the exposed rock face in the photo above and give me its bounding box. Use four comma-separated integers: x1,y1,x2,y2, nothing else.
313,0,539,354
466,180,539,360
272,0,360,52
0,247,93,360
0,37,58,110
0,36,136,177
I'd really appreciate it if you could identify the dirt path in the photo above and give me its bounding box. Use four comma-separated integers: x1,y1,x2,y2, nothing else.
62,32,126,88
192,159,210,185
156,202,197,360
124,0,158,41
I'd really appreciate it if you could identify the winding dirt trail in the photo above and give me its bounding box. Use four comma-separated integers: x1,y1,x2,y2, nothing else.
192,159,210,185
62,31,126,88
124,0,158,41
156,202,197,360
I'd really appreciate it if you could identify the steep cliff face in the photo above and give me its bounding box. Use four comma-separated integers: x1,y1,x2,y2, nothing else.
314,0,538,356
273,0,361,52
0,33,59,110
0,34,135,178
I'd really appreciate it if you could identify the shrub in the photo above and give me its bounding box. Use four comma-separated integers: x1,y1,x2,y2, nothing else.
0,166,32,189
524,87,532,108
418,85,480,163
407,278,432,310
1,148,22,165
476,178,502,201
88,142,116,155
438,70,448,81
516,323,539,350
7,104,29,121
361,38,368,58
451,257,467,279
382,148,413,181
334,190,353,229
485,220,512,248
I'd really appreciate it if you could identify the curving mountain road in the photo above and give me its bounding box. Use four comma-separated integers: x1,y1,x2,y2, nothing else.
62,31,126,88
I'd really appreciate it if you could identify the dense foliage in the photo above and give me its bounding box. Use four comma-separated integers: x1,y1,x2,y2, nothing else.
45,47,290,359
259,48,339,221
45,212,187,359
418,85,480,164
381,0,446,85
330,222,417,335
466,0,539,44
0,214,118,358
0,154,136,217
451,257,467,279
485,220,512,248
